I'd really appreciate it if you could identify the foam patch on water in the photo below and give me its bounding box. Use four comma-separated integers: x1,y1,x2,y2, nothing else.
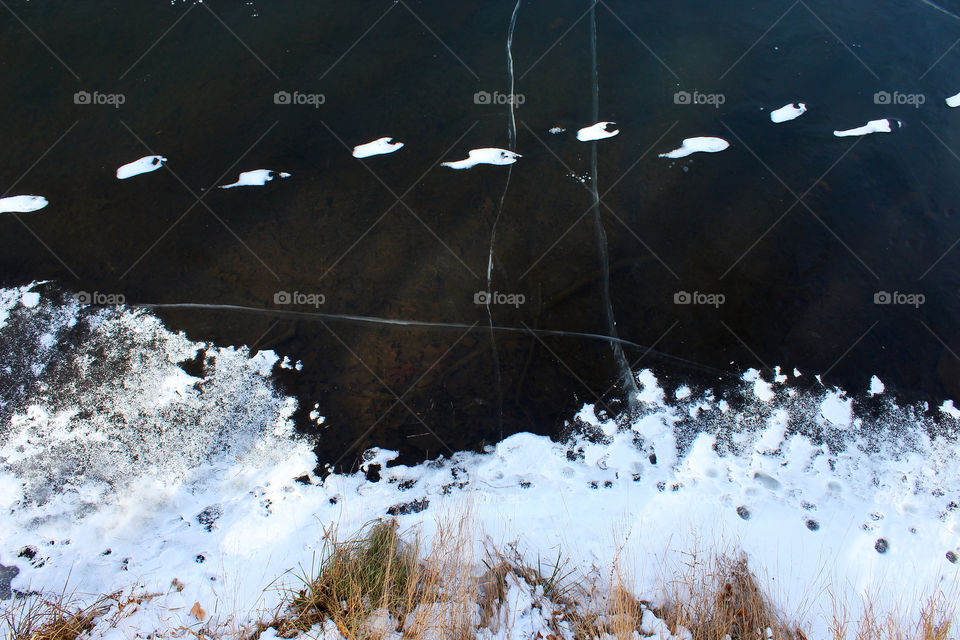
352,137,404,158
1,288,958,639
116,155,167,179
219,169,291,189
441,148,520,170
658,137,730,158
833,119,900,137
770,102,807,123
0,196,48,214
576,121,619,141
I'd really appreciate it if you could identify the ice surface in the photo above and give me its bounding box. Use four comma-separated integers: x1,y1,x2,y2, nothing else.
770,102,807,123
352,137,404,158
576,121,619,141
219,169,291,189
658,137,729,158
116,155,167,179
869,375,885,396
833,119,899,137
0,195,48,214
947,92,960,107
441,148,520,170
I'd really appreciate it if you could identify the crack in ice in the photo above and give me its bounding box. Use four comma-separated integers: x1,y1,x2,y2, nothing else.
586,0,641,411
134,302,727,375
484,0,523,439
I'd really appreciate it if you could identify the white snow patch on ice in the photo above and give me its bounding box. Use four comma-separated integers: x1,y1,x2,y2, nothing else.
658,137,729,158
576,122,619,141
20,292,40,308
352,137,404,158
635,369,666,407
441,148,520,170
820,390,853,428
869,375,885,397
219,169,291,189
248,350,279,377
116,155,167,179
577,403,617,437
940,399,960,419
743,368,775,402
770,102,807,123
0,195,48,213
833,119,899,137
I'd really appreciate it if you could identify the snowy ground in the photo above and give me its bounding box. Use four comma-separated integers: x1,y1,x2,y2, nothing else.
0,284,958,639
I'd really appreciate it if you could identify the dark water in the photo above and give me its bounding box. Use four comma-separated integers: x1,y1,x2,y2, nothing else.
2,0,960,469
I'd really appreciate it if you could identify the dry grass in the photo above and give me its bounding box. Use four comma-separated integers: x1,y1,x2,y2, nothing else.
477,544,580,636
280,515,482,640
400,513,478,640
6,521,957,640
602,567,649,640
655,550,803,640
272,521,958,640
282,519,420,637
1,591,111,640
829,591,957,640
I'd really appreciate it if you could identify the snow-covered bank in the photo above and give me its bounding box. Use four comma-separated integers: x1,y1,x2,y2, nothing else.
1,285,958,639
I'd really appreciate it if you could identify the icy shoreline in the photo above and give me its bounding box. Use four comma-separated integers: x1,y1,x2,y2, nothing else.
1,285,958,639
